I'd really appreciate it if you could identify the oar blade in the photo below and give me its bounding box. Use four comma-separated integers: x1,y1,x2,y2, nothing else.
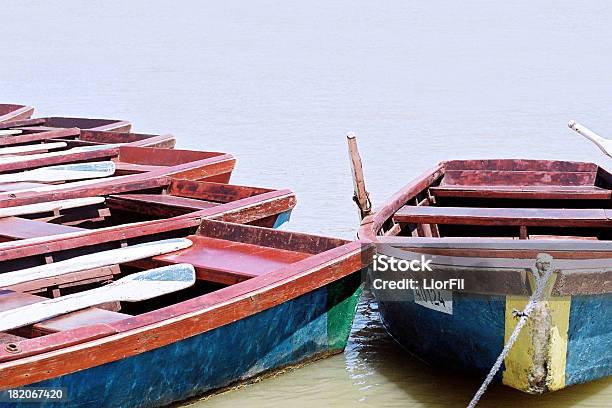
0,264,195,332
0,161,116,183
116,264,196,302
0,238,193,288
568,120,612,158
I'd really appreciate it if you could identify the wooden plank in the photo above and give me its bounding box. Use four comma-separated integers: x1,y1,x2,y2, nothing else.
107,194,217,213
442,170,597,186
430,185,612,200
443,159,598,172
393,205,612,227
153,235,310,284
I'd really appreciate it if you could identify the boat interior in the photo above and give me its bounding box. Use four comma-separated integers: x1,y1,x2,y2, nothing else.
0,220,355,361
377,159,612,241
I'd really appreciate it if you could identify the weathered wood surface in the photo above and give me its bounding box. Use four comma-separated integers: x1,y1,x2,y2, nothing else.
151,235,310,284
394,205,612,227
0,264,196,332
347,133,371,220
0,238,193,287
430,185,612,200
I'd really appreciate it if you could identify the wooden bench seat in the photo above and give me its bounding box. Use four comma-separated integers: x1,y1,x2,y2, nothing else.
430,185,612,200
153,235,310,285
0,217,83,240
394,206,612,228
0,290,128,336
108,194,218,212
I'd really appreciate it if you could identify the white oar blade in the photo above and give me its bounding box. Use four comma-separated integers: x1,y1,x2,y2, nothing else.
0,161,116,183
114,263,197,301
0,238,193,287
0,142,67,157
0,196,105,219
0,264,196,332
0,144,121,165
0,129,22,136
568,120,612,158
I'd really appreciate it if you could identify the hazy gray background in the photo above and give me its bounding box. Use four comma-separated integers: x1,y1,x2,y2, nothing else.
2,1,611,406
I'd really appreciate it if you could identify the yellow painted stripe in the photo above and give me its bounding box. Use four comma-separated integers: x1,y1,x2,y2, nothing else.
502,294,571,392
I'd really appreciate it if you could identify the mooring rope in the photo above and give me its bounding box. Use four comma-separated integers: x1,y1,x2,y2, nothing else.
466,253,556,408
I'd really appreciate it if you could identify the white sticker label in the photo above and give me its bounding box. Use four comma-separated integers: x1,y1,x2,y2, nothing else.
413,288,453,314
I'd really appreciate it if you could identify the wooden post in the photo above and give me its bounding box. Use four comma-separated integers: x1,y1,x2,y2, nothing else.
347,132,372,221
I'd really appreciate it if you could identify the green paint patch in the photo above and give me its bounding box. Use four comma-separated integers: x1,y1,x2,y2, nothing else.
326,271,363,350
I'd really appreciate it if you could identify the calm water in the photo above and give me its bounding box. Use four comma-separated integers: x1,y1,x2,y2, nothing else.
2,1,611,406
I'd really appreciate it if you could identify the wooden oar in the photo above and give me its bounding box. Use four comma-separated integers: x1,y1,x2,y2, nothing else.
0,130,22,137
0,264,196,332
347,132,372,221
0,142,67,157
568,120,612,158
0,238,193,287
0,161,116,183
0,197,105,219
0,143,122,165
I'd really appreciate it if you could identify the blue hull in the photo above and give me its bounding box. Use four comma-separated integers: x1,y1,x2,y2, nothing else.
2,273,362,408
377,292,611,393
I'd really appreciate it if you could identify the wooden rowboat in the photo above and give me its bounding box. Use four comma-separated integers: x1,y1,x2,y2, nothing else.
0,128,175,151
0,218,371,407
357,158,612,394
13,116,131,132
0,104,34,123
0,179,296,248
